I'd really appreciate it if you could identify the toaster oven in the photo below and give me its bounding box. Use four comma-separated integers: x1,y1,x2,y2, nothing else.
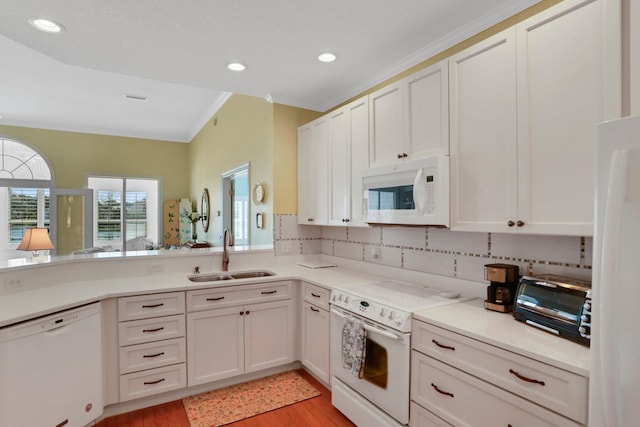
513,274,591,346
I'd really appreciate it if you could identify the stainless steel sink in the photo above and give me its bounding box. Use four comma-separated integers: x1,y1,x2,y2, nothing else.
188,270,275,282
188,274,233,282
229,271,274,279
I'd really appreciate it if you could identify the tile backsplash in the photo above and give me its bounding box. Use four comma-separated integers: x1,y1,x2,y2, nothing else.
273,214,592,283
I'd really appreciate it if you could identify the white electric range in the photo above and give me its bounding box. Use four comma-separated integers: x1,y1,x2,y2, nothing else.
330,280,465,427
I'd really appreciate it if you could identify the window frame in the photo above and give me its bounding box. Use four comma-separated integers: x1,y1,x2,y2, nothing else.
87,175,162,251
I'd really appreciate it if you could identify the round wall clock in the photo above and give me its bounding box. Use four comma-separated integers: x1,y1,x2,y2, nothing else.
253,182,265,204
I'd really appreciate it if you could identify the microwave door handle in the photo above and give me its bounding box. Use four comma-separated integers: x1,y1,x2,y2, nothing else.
413,169,426,214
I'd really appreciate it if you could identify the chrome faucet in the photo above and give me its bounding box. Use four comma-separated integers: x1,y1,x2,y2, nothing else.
222,228,234,271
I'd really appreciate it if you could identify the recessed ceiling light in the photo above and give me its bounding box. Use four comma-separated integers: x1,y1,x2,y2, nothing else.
228,63,246,72
318,53,337,63
124,94,148,102
29,18,65,34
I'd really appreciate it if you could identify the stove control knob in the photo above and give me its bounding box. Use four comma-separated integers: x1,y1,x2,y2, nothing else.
344,296,351,303
394,317,403,326
379,308,387,317
338,294,344,302
388,311,396,320
583,301,591,312
332,294,337,302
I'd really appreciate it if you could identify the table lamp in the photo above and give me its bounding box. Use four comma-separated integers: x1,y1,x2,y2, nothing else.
17,228,55,259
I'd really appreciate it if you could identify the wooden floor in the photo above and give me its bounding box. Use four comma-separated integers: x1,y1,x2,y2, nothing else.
96,370,355,427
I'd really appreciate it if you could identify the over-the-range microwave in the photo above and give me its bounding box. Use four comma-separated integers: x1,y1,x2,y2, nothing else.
363,156,449,226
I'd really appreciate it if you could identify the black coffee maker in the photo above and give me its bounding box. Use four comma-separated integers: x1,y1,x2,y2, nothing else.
484,263,519,313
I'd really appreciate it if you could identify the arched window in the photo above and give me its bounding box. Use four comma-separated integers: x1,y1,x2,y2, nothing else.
0,137,53,256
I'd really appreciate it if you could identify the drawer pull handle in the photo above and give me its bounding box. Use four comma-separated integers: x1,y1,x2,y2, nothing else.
143,352,166,358
311,292,321,298
310,306,320,312
432,339,455,351
261,290,277,295
142,303,164,308
431,383,454,398
509,369,545,386
142,327,165,333
206,296,225,301
143,378,165,385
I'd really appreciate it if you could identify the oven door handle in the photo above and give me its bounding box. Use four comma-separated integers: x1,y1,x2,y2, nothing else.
363,324,402,340
331,309,403,340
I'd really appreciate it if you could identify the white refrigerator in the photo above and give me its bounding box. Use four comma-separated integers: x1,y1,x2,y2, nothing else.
590,115,640,426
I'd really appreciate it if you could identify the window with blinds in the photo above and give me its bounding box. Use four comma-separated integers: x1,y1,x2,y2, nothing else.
89,177,158,250
8,188,50,244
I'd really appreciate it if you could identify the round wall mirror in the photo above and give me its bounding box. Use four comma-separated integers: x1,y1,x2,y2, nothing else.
201,188,210,232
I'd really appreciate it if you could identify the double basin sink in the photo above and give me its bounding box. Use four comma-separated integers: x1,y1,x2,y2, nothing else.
188,270,275,282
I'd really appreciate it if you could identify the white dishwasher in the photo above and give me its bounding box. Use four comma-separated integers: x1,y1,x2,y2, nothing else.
0,302,103,427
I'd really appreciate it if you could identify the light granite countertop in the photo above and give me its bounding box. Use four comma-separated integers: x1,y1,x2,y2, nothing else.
414,298,590,377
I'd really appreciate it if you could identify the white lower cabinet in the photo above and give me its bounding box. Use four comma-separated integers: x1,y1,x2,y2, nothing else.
410,319,587,427
300,282,330,384
117,292,187,402
412,353,581,427
186,281,295,387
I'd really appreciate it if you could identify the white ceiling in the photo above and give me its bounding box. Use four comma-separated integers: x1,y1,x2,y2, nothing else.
0,0,540,142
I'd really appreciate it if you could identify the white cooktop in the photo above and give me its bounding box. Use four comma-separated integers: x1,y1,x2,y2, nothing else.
331,280,464,332
344,281,461,311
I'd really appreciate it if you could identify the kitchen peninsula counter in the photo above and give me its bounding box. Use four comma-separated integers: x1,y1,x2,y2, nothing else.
0,249,386,328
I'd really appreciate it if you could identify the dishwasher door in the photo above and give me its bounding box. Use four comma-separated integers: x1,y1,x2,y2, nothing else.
0,302,103,427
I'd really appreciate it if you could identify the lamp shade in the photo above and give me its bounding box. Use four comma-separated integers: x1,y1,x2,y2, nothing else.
17,228,55,251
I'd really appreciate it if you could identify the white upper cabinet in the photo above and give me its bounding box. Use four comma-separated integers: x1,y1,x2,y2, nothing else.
369,60,449,168
515,0,620,235
449,28,518,233
369,81,404,167
328,107,349,225
298,116,328,225
329,96,369,226
404,61,450,159
450,0,621,235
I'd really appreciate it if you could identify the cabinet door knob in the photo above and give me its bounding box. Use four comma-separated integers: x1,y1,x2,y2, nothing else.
397,153,403,159
402,153,408,158
517,220,525,227
507,220,515,227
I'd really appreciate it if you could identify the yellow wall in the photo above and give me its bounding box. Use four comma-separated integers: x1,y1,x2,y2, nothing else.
188,94,275,245
0,125,190,199
273,104,322,214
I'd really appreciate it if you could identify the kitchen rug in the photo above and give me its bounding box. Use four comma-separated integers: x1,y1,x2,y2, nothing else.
182,371,321,427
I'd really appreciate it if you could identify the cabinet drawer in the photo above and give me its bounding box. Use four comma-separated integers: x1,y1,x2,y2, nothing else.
119,363,186,402
410,402,452,427
302,282,330,310
411,352,581,427
187,281,292,312
118,292,185,321
119,314,185,346
412,319,587,424
119,337,186,374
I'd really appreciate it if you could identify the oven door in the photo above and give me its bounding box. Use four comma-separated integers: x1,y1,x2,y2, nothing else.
330,307,411,424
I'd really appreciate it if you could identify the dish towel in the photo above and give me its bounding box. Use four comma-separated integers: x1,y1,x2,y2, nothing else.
342,317,367,378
